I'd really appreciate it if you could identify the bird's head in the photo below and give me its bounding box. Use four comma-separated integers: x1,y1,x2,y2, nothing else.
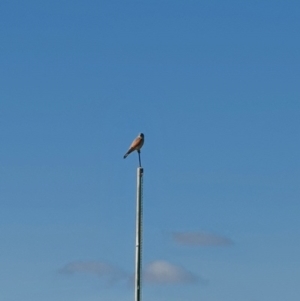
139,133,144,138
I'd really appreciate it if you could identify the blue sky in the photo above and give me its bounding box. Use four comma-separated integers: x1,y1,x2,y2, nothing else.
1,1,299,300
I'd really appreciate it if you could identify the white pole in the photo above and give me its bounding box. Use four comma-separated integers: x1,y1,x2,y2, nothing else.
135,167,143,301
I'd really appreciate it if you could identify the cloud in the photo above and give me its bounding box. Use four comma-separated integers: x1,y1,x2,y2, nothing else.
59,261,126,284
60,260,203,287
173,231,233,246
143,260,198,285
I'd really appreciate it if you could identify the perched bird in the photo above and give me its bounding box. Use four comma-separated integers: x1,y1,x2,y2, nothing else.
123,133,144,159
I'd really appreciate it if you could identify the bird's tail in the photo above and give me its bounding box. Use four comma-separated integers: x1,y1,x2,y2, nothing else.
123,148,133,159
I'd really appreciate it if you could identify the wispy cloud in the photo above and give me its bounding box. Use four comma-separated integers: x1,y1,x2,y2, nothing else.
60,259,203,286
173,231,233,246
59,261,126,284
143,260,198,285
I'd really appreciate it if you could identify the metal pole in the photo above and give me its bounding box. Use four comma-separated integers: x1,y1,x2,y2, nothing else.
135,167,143,301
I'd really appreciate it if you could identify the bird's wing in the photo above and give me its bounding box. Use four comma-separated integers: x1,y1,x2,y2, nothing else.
129,136,143,150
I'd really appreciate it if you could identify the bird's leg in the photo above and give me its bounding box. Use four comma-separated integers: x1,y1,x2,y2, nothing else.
138,150,142,167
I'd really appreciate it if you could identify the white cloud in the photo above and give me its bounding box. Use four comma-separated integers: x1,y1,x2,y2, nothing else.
60,260,202,287
143,260,197,284
173,231,233,246
59,261,126,283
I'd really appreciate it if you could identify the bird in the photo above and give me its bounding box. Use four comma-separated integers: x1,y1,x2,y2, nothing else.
123,133,144,159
